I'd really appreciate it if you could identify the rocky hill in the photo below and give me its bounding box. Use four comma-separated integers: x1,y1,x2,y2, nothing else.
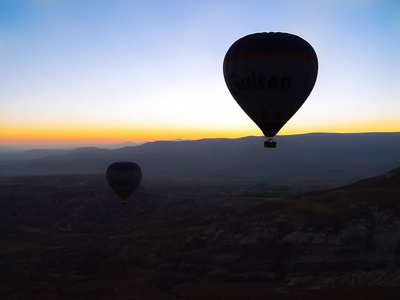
1,167,400,299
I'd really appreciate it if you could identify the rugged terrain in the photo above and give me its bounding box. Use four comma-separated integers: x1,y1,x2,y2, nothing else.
1,167,400,299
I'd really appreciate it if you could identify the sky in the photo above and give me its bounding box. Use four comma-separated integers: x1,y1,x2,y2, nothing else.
1,0,399,149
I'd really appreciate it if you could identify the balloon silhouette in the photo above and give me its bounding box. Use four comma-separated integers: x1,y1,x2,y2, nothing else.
106,162,142,204
223,32,318,147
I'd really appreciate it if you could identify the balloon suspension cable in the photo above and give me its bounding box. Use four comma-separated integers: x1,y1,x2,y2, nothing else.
264,138,277,148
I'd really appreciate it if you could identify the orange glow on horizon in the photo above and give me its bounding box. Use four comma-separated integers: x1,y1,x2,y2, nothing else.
1,117,399,146
280,115,400,136
0,123,258,145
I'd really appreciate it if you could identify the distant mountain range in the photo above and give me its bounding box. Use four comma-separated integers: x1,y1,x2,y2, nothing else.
0,140,146,156
0,133,399,187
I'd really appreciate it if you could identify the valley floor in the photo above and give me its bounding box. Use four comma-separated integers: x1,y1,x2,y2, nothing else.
1,173,400,299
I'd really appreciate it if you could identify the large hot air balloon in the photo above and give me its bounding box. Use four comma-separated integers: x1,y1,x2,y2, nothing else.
223,32,318,147
106,162,142,204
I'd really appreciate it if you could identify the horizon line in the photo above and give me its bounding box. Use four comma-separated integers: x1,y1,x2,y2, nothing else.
1,131,400,153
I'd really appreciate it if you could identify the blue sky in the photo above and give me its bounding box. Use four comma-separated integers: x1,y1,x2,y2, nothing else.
1,0,399,148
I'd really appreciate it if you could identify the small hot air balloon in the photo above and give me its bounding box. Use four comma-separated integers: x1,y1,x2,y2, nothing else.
223,32,318,147
106,162,142,204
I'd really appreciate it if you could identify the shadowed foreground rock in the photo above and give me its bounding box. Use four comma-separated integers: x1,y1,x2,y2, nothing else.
1,168,400,299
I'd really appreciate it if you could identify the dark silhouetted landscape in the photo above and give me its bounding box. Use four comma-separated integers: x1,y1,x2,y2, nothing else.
1,133,400,188
1,133,400,299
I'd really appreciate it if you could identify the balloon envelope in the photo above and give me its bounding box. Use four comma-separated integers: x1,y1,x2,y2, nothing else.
223,32,318,138
106,162,142,204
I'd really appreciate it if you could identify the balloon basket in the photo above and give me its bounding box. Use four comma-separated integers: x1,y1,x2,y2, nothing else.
264,138,277,148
